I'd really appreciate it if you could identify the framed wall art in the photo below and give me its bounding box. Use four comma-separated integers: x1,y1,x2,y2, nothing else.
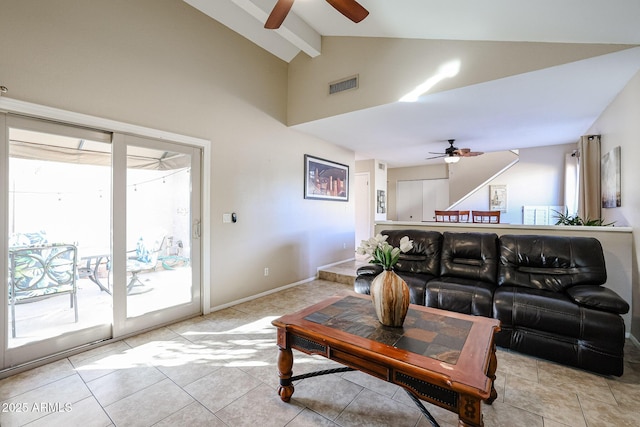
489,185,507,212
304,154,349,201
601,146,621,208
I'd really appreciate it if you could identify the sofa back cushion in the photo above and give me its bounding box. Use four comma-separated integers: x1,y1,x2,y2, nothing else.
440,232,499,283
498,234,607,292
381,229,442,276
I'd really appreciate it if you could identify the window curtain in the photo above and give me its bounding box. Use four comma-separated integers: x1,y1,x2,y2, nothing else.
577,135,601,221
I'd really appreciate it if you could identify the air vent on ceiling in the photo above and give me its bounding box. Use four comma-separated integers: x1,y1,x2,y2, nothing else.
329,75,358,95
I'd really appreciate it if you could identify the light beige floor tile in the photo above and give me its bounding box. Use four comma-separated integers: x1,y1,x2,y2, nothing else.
607,363,640,407
286,408,340,426
71,344,139,383
67,340,131,366
27,395,112,427
335,388,421,427
184,366,263,412
215,383,306,427
579,396,640,427
392,389,459,427
154,401,226,427
0,374,91,426
104,378,193,427
123,325,180,348
481,399,544,427
504,373,587,426
341,369,400,397
536,360,617,405
495,348,539,382
290,373,363,420
0,358,77,401
86,364,166,407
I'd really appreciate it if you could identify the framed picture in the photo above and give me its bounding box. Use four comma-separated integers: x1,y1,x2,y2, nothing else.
489,185,507,212
304,154,349,201
601,146,621,208
377,190,386,213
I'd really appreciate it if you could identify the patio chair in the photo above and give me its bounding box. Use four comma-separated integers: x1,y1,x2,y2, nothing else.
8,243,78,338
126,234,165,294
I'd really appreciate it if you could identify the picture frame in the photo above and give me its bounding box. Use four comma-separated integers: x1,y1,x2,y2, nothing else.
377,190,386,213
601,146,621,208
304,154,349,201
489,185,507,212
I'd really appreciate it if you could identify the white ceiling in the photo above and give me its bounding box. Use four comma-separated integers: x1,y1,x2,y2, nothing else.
185,0,640,167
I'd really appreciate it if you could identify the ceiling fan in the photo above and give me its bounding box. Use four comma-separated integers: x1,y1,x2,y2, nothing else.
427,139,484,163
264,0,369,29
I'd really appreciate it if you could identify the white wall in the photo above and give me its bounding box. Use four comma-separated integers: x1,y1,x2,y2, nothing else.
0,0,355,308
454,143,576,224
587,70,640,338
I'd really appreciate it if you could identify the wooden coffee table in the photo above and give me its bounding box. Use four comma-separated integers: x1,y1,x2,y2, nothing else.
272,293,500,427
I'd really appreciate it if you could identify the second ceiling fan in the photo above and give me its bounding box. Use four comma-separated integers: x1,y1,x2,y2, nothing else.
265,0,369,29
427,139,484,163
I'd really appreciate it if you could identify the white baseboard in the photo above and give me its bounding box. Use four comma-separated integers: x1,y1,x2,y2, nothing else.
629,333,639,348
209,275,318,313
316,257,356,273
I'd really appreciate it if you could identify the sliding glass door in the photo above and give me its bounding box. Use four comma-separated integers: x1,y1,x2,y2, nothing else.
112,134,201,336
1,115,202,369
3,116,113,366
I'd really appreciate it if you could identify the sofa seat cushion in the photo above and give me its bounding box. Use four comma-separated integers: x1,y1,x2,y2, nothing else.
493,286,625,352
566,285,630,314
396,272,435,306
425,277,495,317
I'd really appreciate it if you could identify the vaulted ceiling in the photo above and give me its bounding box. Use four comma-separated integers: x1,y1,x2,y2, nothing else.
185,0,640,166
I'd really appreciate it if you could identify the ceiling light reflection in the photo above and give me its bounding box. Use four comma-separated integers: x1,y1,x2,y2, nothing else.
399,60,461,102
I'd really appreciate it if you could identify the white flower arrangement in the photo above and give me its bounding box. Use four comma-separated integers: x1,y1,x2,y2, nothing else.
356,234,413,270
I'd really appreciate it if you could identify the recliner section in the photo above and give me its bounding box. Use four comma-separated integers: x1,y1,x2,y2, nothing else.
354,230,629,376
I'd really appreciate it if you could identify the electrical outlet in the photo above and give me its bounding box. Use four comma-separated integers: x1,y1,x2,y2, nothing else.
264,267,269,276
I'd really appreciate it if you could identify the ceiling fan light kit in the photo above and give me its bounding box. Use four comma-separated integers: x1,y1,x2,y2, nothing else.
265,0,369,29
444,155,460,164
427,139,484,163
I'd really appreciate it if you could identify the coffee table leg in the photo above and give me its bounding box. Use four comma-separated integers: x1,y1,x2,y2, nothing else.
277,347,294,402
458,395,483,427
486,344,498,404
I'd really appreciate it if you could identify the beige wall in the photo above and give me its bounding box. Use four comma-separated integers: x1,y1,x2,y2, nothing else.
587,70,640,338
0,0,355,308
454,143,577,224
288,37,631,125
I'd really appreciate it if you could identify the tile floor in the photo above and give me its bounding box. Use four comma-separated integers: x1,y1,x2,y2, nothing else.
1,262,639,427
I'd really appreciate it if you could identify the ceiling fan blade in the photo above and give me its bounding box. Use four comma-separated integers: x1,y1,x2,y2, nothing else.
325,0,369,23
264,0,295,29
455,148,484,157
426,154,446,159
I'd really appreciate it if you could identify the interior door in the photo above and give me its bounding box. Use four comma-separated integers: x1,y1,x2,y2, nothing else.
112,134,201,337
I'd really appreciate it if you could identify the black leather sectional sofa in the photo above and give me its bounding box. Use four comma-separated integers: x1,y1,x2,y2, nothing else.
354,229,630,376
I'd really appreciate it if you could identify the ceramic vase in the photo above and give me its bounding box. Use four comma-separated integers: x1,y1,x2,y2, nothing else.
370,269,410,327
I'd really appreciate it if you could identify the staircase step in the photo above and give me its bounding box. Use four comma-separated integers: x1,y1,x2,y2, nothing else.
318,260,367,285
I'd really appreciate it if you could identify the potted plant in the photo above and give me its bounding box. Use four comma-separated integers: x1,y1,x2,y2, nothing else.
552,210,615,226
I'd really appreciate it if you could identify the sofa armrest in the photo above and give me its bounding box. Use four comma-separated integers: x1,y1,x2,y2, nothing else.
356,264,383,276
566,285,629,315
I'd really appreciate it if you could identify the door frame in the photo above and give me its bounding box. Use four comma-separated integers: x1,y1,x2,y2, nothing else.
0,97,211,372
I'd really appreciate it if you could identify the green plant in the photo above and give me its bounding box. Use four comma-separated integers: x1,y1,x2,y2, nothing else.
356,234,413,270
552,210,615,226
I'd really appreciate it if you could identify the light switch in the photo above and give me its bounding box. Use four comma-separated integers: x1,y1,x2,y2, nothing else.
223,213,232,223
